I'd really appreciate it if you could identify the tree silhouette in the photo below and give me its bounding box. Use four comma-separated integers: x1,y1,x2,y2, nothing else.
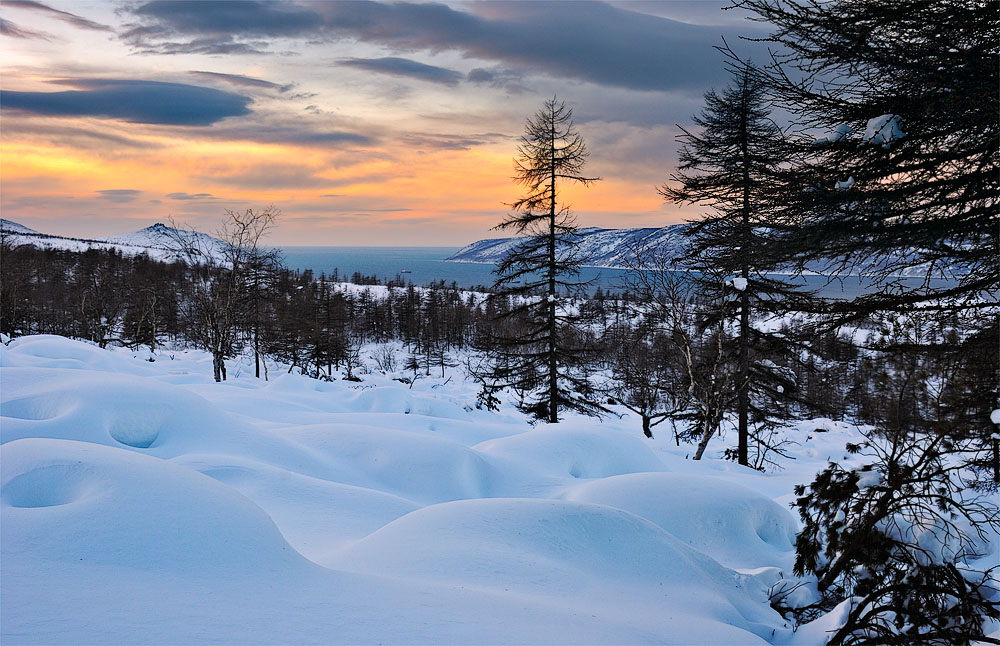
482,97,602,423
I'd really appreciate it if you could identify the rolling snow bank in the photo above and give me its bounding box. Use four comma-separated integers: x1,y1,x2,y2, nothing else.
1,334,975,644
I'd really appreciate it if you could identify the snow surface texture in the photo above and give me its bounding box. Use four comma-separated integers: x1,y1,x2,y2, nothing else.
3,336,995,644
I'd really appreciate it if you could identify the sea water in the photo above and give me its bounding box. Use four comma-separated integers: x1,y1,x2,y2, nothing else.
277,246,954,299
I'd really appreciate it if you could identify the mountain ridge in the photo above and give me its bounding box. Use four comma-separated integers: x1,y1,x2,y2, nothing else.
0,219,227,263
445,224,965,279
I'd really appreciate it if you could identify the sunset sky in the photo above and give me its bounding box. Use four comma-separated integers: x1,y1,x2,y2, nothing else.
1,0,770,246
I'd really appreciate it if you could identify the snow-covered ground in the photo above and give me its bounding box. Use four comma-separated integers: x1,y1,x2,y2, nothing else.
1,336,994,644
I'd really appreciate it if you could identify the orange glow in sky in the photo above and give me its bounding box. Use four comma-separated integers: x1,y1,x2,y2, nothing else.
0,1,756,245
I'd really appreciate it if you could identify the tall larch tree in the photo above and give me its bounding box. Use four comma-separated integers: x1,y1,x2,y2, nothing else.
483,97,602,423
661,60,804,467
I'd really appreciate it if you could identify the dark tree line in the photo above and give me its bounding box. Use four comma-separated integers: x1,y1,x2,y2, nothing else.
0,239,494,383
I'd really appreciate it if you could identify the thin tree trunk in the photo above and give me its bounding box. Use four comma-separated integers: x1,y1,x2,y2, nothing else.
693,422,714,460
992,436,999,483
738,274,750,466
737,72,752,467
548,113,558,424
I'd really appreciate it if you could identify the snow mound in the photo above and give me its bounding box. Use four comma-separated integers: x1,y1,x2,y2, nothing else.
0,335,159,375
562,472,797,569
2,438,306,573
0,366,338,482
347,383,474,419
7,335,864,644
333,497,778,643
1,368,236,451
282,423,499,504
172,453,419,563
475,425,667,479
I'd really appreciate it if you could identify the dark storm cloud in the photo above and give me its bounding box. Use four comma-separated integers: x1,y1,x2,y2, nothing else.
338,57,462,86
316,1,750,92
123,0,757,92
0,18,53,40
4,0,112,32
189,70,293,92
0,79,252,126
97,189,143,203
134,0,321,36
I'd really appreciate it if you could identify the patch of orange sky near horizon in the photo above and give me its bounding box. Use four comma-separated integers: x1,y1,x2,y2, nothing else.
3,122,683,246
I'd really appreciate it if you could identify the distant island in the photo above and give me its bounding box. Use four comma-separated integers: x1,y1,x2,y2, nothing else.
446,225,965,279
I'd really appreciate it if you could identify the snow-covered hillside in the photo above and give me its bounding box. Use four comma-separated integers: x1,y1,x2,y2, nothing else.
446,225,965,278
0,219,225,263
0,219,42,236
5,335,991,644
446,225,688,268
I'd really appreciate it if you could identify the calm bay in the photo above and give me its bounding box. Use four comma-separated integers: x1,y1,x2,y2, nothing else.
277,245,956,299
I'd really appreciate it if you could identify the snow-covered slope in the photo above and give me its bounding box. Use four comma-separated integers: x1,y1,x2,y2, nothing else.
1,219,225,263
446,224,965,278
0,335,779,644
0,219,41,235
446,225,689,269
6,335,990,643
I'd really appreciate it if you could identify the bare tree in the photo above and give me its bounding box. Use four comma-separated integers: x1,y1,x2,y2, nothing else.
167,207,279,382
621,243,735,459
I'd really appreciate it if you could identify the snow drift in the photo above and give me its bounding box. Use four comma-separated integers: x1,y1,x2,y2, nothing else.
7,335,986,643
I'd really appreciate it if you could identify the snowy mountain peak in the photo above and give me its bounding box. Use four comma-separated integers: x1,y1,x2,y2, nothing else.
2,219,227,264
0,218,42,235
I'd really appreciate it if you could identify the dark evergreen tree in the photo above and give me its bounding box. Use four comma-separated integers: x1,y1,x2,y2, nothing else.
482,97,602,423
735,0,1000,637
737,0,998,318
781,429,999,644
661,60,806,466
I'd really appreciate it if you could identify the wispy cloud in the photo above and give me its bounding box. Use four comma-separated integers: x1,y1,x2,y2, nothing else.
203,164,334,190
1,120,161,150
4,0,111,32
0,17,54,40
466,66,530,94
97,189,142,203
338,57,462,86
189,70,293,93
166,192,216,200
